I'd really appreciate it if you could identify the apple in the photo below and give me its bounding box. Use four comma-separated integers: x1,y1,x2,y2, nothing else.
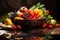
48,24,54,29
50,19,57,25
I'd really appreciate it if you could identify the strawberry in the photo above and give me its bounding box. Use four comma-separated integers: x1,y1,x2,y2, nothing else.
42,23,48,28
48,24,54,29
35,15,39,20
17,25,22,29
32,17,37,20
12,24,16,29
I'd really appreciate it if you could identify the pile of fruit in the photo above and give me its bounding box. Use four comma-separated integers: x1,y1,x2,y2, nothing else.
0,2,60,29
13,3,45,20
42,19,60,29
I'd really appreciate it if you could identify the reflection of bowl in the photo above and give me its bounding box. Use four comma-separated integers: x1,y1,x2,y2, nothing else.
13,19,46,31
4,33,11,38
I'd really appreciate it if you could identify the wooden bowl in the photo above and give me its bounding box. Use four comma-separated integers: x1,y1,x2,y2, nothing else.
13,19,46,31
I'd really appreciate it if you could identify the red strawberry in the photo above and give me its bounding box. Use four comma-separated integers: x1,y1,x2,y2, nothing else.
32,17,37,20
35,15,38,20
17,25,22,29
12,24,16,29
48,24,54,29
42,23,48,28
56,24,60,27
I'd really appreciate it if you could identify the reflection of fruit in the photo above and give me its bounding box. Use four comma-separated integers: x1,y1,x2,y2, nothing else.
4,33,11,38
48,24,54,29
14,17,23,20
4,18,13,26
39,37,44,40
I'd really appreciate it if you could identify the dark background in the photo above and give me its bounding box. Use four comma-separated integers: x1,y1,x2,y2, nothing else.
0,0,57,20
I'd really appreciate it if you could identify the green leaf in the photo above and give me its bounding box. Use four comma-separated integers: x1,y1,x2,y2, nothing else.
40,4,45,8
29,5,36,10
0,15,7,23
44,13,48,17
44,34,53,40
0,12,14,23
48,35,53,39
36,2,41,7
47,15,53,20
7,12,14,19
41,7,46,11
47,20,51,24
